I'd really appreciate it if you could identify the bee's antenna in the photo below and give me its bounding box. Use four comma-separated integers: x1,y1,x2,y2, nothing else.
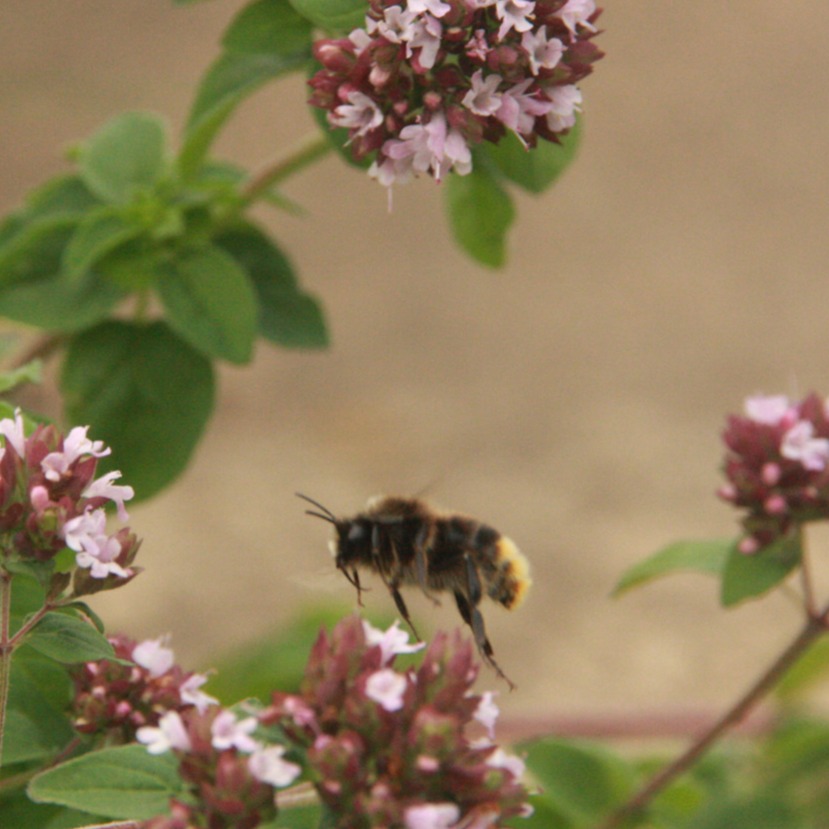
296,492,338,523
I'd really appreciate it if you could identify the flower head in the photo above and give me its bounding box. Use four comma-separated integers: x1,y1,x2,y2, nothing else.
309,0,603,186
720,392,829,552
261,616,530,828
70,633,217,742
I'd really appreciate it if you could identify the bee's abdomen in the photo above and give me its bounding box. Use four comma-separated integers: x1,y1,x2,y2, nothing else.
486,533,532,610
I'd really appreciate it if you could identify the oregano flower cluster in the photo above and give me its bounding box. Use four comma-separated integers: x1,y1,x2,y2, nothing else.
0,410,138,595
309,0,603,185
719,393,829,553
71,634,217,743
262,616,531,828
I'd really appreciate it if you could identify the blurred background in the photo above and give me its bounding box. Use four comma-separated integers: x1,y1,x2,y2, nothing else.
2,1,829,724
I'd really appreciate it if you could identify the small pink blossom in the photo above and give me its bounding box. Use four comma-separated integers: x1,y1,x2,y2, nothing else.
365,668,408,711
521,28,563,75
744,394,792,426
781,420,829,471
496,78,554,139
495,0,535,41
557,0,597,36
210,710,260,753
406,14,443,70
248,745,302,787
132,636,175,678
408,0,451,18
41,426,110,482
544,83,582,131
404,802,461,829
473,690,500,739
375,5,417,42
63,508,131,579
465,28,490,61
83,470,134,521
137,711,192,755
486,746,526,778
363,619,425,664
0,409,26,457
462,70,504,116
331,90,384,138
180,673,218,713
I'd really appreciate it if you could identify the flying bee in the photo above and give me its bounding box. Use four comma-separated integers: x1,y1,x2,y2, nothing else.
296,493,532,688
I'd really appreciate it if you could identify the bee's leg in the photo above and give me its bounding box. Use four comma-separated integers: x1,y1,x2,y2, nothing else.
455,556,516,690
414,523,441,606
389,582,421,641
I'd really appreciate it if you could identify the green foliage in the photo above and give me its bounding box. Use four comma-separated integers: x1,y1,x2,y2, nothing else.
519,738,636,827
613,539,733,596
445,158,516,268
287,0,368,33
720,535,801,607
61,321,216,499
0,358,42,393
180,0,313,176
24,611,116,664
28,744,182,820
484,119,582,194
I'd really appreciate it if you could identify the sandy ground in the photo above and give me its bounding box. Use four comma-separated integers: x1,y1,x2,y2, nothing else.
3,1,829,725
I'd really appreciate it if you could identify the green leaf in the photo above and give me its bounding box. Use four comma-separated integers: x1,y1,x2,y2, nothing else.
62,207,141,279
0,223,124,332
61,320,216,499
520,738,635,824
288,0,367,32
720,535,801,607
484,120,581,194
180,2,312,176
28,744,181,820
4,648,74,764
613,539,733,597
78,112,167,204
444,162,515,268
26,174,103,218
223,0,314,54
686,795,806,829
25,611,115,663
0,788,106,829
0,358,42,393
157,245,258,363
215,224,329,349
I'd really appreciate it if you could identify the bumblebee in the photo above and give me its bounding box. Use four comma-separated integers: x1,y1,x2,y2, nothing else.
297,493,531,687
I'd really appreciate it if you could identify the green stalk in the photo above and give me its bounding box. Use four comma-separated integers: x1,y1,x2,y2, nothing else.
239,133,332,207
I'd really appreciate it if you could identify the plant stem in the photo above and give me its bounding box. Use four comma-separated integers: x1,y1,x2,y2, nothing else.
594,604,829,829
0,568,13,768
239,134,332,206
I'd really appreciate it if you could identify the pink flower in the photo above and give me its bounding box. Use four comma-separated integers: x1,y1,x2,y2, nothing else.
0,409,26,457
179,673,218,713
496,78,554,139
41,425,110,481
544,83,582,131
781,420,829,471
744,394,793,426
363,619,425,663
248,745,301,787
404,802,461,829
331,90,384,138
408,0,452,18
84,470,134,521
521,28,563,75
132,636,175,678
210,710,260,753
137,711,192,755
495,0,535,41
365,667,408,711
473,690,499,739
63,508,132,579
557,0,597,36
406,14,443,70
462,70,504,116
